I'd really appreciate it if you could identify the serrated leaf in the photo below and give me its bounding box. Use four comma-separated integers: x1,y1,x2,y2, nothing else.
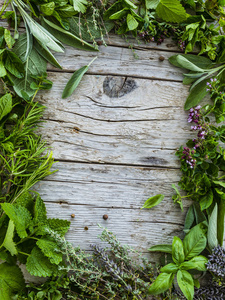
0,263,25,300
71,0,88,13
47,218,70,237
146,0,160,9
156,0,187,23
184,79,208,110
148,272,174,295
0,60,7,77
142,194,164,209
149,244,172,254
0,93,12,121
34,195,47,225
180,255,208,271
208,204,218,251
26,246,57,277
1,203,32,239
1,220,17,256
36,238,62,265
177,270,194,300
62,57,97,99
127,14,139,31
5,51,24,78
123,0,137,9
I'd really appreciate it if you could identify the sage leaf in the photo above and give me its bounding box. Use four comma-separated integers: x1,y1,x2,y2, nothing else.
176,55,205,72
149,244,172,254
142,194,164,209
172,236,184,264
169,54,213,69
180,255,208,271
177,270,194,300
1,220,17,256
62,57,97,99
156,0,187,23
184,79,208,110
0,93,12,121
34,40,62,69
42,17,97,51
213,180,225,188
148,272,174,295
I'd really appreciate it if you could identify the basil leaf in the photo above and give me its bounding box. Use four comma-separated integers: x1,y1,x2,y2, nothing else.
142,194,164,209
180,255,208,271
148,272,174,295
160,263,178,274
177,270,194,300
149,244,172,254
172,236,184,264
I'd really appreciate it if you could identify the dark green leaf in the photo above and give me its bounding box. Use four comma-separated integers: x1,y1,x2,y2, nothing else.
169,54,213,69
142,194,164,209
184,79,208,110
34,40,62,69
0,93,12,121
199,190,213,211
71,0,88,13
156,0,187,23
217,199,225,246
184,205,195,230
208,204,218,251
5,51,24,78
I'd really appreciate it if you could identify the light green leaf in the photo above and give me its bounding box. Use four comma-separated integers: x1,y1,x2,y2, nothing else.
62,57,97,99
4,29,15,49
1,220,17,256
169,54,213,69
199,190,213,211
176,55,205,72
180,255,208,271
184,79,208,110
123,0,137,9
183,223,207,260
142,194,164,209
127,14,139,31
26,247,56,277
0,263,25,300
1,203,32,239
177,270,194,300
0,60,7,77
208,204,218,251
172,236,184,264
149,244,172,254
40,2,55,16
34,40,62,69
36,238,62,265
213,180,225,188
148,272,174,295
0,93,12,121
160,263,178,274
110,8,128,20
71,0,88,13
146,0,160,9
42,17,97,51
156,0,187,23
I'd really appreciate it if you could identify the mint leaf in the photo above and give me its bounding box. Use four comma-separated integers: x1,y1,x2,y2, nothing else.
0,93,12,122
34,195,47,225
146,0,160,9
71,0,88,13
1,203,32,239
26,246,57,277
36,238,62,265
0,263,25,300
156,0,187,23
1,220,17,256
48,218,70,236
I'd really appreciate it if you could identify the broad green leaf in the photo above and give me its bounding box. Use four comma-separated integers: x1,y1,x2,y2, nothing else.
208,204,218,251
34,40,62,69
183,223,207,260
217,199,225,246
180,255,208,271
199,190,213,211
142,194,164,209
34,195,47,225
172,236,184,264
156,0,187,23
0,93,12,121
175,55,205,72
193,202,207,224
146,0,160,9
42,17,97,51
71,0,88,13
36,238,62,265
0,60,7,77
184,205,195,230
0,263,25,300
110,8,128,20
184,79,208,110
1,220,17,256
169,54,213,69
62,57,97,99
47,218,70,237
160,263,178,274
213,180,225,188
177,270,194,300
40,2,55,16
1,203,32,239
123,0,137,9
26,247,57,277
4,29,15,49
149,244,172,254
12,34,47,97
148,272,174,295
126,14,139,31
5,51,24,78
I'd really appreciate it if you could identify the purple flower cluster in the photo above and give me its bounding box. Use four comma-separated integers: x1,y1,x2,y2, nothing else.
188,105,201,123
181,147,196,168
206,246,225,278
178,40,185,51
188,105,208,144
206,78,217,92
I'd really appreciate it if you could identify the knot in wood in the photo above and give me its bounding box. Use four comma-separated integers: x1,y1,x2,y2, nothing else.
103,76,137,98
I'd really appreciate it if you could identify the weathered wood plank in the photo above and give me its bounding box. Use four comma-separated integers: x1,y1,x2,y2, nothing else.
37,73,195,168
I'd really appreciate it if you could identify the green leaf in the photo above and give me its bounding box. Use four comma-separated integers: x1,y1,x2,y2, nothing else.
180,255,208,271
0,60,7,77
184,79,208,110
193,202,207,224
36,238,62,265
156,0,187,23
71,0,88,13
142,194,164,209
208,204,218,251
160,263,178,274
149,244,172,254
123,0,137,9
217,199,225,246
148,272,174,295
40,2,55,16
169,54,213,69
34,195,47,225
213,180,225,188
4,29,15,49
177,270,194,300
1,203,32,239
126,14,139,31
34,40,62,69
47,218,70,237
1,220,17,256
26,246,57,277
184,205,195,230
146,0,160,9
5,51,24,78
12,34,47,98
0,93,12,121
183,223,207,260
110,8,128,20
0,263,25,300
175,55,205,72
62,57,97,98
42,17,97,51
172,236,184,264
199,190,213,211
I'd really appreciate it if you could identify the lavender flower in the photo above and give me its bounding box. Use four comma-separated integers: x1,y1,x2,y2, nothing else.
206,246,225,278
